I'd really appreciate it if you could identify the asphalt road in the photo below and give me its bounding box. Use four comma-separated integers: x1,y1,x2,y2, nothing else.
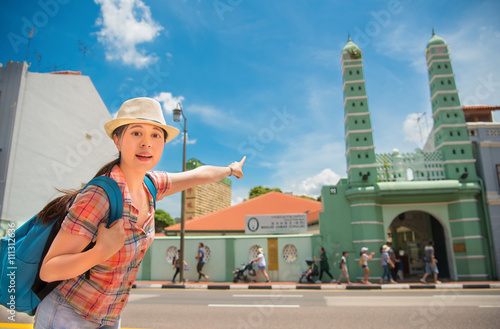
2,289,499,328
120,288,500,329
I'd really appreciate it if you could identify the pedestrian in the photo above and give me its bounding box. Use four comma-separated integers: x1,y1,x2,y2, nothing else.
420,240,441,284
397,255,404,282
195,242,209,282
252,248,271,282
34,97,246,328
386,241,399,281
379,245,396,284
360,247,375,284
314,247,336,283
172,250,188,283
337,251,351,285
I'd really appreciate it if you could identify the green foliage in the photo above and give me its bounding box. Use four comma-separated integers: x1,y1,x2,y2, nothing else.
296,195,316,201
154,209,175,233
249,186,282,199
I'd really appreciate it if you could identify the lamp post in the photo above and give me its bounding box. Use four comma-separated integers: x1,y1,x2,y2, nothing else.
173,103,187,283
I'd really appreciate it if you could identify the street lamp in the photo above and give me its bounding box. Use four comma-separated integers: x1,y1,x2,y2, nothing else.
173,103,187,283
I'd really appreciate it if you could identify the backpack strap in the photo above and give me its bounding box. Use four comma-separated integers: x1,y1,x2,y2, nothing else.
143,174,157,209
86,176,123,228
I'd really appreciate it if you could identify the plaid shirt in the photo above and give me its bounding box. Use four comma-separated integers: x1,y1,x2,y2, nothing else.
58,165,170,325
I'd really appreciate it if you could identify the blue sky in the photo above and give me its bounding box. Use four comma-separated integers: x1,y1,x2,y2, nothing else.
2,0,500,218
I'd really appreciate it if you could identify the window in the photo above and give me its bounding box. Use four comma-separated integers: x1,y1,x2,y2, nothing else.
166,246,178,264
249,245,262,261
283,244,298,263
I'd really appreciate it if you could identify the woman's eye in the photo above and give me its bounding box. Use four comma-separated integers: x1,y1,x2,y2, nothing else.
132,131,141,136
152,133,161,139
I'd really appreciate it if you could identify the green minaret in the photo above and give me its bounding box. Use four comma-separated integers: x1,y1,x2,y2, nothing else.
426,30,477,181
341,36,377,186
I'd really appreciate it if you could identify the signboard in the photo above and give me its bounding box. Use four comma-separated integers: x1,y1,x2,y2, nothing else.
245,213,307,234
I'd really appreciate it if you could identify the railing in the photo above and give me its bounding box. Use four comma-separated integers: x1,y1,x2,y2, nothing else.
376,149,445,182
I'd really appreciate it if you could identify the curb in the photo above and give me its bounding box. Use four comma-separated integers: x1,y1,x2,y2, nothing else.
133,282,500,290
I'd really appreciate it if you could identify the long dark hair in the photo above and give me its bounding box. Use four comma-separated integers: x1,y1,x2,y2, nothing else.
37,126,127,225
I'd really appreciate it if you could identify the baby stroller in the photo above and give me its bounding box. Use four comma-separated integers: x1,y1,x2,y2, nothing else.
299,260,318,283
232,261,256,283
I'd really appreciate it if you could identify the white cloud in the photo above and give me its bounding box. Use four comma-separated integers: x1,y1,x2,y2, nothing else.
296,168,341,197
272,131,346,197
154,92,185,115
403,112,432,148
94,0,163,68
187,104,243,130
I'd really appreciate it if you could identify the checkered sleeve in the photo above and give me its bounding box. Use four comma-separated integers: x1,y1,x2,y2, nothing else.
60,185,110,241
146,171,171,201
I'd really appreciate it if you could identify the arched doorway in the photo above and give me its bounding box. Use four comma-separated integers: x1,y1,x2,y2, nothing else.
387,211,450,280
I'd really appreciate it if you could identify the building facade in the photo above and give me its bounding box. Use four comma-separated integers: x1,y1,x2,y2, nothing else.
0,61,116,232
319,32,495,282
184,158,232,220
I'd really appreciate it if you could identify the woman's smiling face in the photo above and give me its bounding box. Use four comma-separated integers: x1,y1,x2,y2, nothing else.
114,123,165,172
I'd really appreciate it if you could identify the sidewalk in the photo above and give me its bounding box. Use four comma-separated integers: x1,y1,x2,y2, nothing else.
133,280,500,290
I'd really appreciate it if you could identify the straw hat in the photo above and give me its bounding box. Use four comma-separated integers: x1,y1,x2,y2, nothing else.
104,97,179,144
382,245,390,253
258,248,264,254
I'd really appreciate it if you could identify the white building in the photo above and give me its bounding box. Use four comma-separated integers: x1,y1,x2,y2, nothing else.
0,61,116,228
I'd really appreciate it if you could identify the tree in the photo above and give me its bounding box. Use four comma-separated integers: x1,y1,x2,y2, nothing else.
249,186,282,199
154,209,175,233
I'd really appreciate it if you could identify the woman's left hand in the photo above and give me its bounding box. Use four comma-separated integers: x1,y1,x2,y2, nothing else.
229,156,246,179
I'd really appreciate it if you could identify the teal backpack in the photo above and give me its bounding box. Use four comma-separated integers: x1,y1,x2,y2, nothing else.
0,175,156,316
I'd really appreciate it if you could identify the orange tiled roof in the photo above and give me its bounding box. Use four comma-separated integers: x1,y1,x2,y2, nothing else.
463,105,500,112
165,191,322,232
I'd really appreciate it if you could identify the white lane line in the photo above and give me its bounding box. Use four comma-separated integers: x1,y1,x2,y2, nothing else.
209,304,300,308
232,294,303,298
478,305,500,308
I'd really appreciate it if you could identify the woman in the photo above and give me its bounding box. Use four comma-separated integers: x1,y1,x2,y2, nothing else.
251,248,271,283
34,97,246,328
313,247,335,283
172,249,188,284
360,247,375,284
379,245,396,284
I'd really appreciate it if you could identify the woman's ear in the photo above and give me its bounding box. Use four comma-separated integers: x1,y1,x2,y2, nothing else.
113,134,121,151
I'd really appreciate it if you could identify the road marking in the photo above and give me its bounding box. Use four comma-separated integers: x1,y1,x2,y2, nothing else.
478,305,500,308
325,295,500,307
208,304,300,308
233,294,303,298
0,325,145,329
128,294,161,302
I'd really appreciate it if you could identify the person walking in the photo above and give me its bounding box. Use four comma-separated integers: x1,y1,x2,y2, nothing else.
386,241,399,281
379,245,396,284
420,240,441,284
337,251,351,285
195,243,209,282
252,248,271,282
314,247,336,283
34,97,246,328
172,250,187,283
360,247,375,284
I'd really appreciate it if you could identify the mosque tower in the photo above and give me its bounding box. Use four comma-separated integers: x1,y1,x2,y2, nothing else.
341,36,377,186
426,30,477,181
